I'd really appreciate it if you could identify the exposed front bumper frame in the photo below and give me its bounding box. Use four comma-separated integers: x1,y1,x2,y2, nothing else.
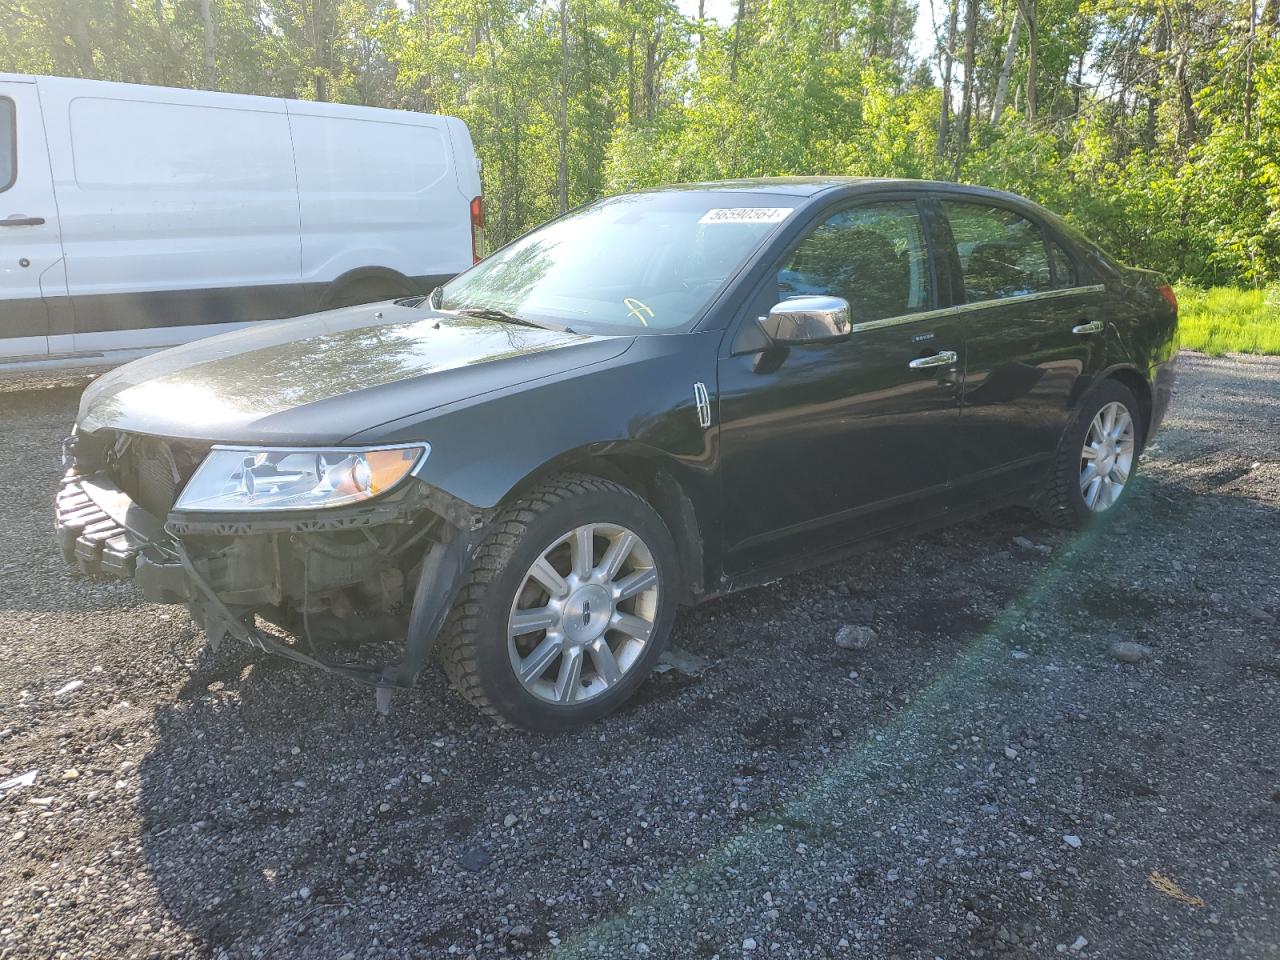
55,469,486,700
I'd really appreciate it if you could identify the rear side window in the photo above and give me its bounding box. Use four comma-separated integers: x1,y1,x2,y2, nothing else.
291,115,449,193
1048,238,1078,288
942,201,1051,303
68,97,295,190
0,98,14,192
778,200,932,324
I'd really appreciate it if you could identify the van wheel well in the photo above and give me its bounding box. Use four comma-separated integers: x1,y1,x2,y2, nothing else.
502,457,706,605
322,269,417,309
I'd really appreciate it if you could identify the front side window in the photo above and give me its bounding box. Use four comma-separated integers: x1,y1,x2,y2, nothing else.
778,200,932,324
440,193,794,333
942,201,1051,303
0,98,14,192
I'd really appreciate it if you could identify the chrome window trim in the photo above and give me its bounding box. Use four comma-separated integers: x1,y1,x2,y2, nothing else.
847,284,1106,335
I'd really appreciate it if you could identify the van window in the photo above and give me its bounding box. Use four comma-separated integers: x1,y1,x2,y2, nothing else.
68,97,294,191
291,116,449,193
0,98,14,192
941,201,1051,303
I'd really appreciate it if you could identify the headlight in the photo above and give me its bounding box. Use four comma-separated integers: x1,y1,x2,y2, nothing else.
174,444,428,512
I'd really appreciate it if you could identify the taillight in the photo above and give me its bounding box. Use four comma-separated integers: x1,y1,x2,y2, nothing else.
1158,283,1177,311
470,196,486,263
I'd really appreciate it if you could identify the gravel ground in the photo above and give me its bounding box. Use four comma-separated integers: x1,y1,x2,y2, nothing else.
1,352,1278,960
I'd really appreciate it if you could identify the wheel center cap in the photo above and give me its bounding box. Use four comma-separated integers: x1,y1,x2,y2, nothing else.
562,584,612,645
1101,441,1117,473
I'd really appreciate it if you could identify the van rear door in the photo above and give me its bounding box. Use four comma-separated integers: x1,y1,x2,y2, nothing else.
288,104,472,294
0,78,66,362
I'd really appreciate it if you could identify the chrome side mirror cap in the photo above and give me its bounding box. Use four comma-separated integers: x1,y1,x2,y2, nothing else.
759,296,851,345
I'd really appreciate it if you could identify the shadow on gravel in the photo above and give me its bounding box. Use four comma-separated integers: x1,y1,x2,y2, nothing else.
131,470,1280,959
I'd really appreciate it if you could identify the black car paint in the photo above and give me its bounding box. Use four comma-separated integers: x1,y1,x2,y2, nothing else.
67,177,1177,684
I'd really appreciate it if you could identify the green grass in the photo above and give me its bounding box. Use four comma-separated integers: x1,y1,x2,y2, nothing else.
1174,284,1280,356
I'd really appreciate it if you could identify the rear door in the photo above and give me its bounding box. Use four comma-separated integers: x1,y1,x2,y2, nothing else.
933,197,1107,500
0,79,64,361
717,195,965,576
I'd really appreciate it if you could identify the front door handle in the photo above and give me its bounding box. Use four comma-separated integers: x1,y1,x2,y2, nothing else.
1072,320,1104,335
0,215,46,227
908,350,958,370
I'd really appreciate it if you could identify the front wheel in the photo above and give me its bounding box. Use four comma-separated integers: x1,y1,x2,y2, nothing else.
1037,379,1145,529
437,474,678,730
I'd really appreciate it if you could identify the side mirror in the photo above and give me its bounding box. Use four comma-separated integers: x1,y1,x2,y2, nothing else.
758,296,851,345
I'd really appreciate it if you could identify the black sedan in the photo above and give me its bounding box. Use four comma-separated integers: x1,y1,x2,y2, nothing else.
56,178,1178,730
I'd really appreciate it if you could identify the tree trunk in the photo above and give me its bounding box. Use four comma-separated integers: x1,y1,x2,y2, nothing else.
1174,47,1197,145
937,0,960,163
730,0,747,81
627,18,638,124
1245,0,1257,138
990,4,1020,123
1073,46,1083,116
885,0,899,59
199,0,216,89
955,0,978,176
1022,0,1037,119
1145,10,1168,147
557,0,570,214
69,5,96,78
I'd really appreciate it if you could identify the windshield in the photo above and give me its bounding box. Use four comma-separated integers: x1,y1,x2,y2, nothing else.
438,192,795,332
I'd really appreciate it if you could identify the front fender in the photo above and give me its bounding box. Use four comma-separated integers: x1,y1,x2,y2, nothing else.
348,332,722,511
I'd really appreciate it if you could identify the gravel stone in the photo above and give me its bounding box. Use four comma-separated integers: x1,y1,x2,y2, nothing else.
1,354,1278,960
834,625,877,650
1107,639,1153,663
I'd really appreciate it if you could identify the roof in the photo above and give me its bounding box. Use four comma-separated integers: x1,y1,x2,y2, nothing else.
636,177,1037,205
636,177,872,197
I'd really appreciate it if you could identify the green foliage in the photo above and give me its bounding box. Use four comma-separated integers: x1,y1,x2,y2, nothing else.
1,0,1278,290
1174,285,1280,356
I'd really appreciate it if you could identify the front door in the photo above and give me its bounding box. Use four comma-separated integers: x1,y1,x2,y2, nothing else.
0,81,64,361
933,199,1107,501
717,197,963,578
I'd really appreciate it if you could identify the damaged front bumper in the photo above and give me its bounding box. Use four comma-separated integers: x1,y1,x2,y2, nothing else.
55,461,489,697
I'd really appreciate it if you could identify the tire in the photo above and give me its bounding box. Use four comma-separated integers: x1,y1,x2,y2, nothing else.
436,474,678,731
323,276,414,310
1036,379,1145,529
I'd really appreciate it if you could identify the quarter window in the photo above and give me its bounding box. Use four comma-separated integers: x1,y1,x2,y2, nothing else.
942,201,1051,303
0,98,14,192
778,201,932,324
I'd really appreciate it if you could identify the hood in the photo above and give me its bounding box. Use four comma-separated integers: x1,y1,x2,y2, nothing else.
78,302,633,444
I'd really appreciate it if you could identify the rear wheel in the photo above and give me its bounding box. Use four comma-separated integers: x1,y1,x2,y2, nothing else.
437,474,677,730
1037,379,1145,528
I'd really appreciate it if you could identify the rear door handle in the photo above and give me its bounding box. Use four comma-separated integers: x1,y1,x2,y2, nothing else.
1072,320,1104,335
908,350,958,370
0,215,46,227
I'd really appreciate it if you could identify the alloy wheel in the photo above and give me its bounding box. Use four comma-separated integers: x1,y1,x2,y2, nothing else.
507,523,660,705
1080,400,1136,512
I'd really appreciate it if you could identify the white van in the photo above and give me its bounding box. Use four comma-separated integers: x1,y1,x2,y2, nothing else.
0,74,483,373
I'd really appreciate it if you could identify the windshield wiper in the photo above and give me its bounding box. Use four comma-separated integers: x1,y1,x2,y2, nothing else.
455,306,575,334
